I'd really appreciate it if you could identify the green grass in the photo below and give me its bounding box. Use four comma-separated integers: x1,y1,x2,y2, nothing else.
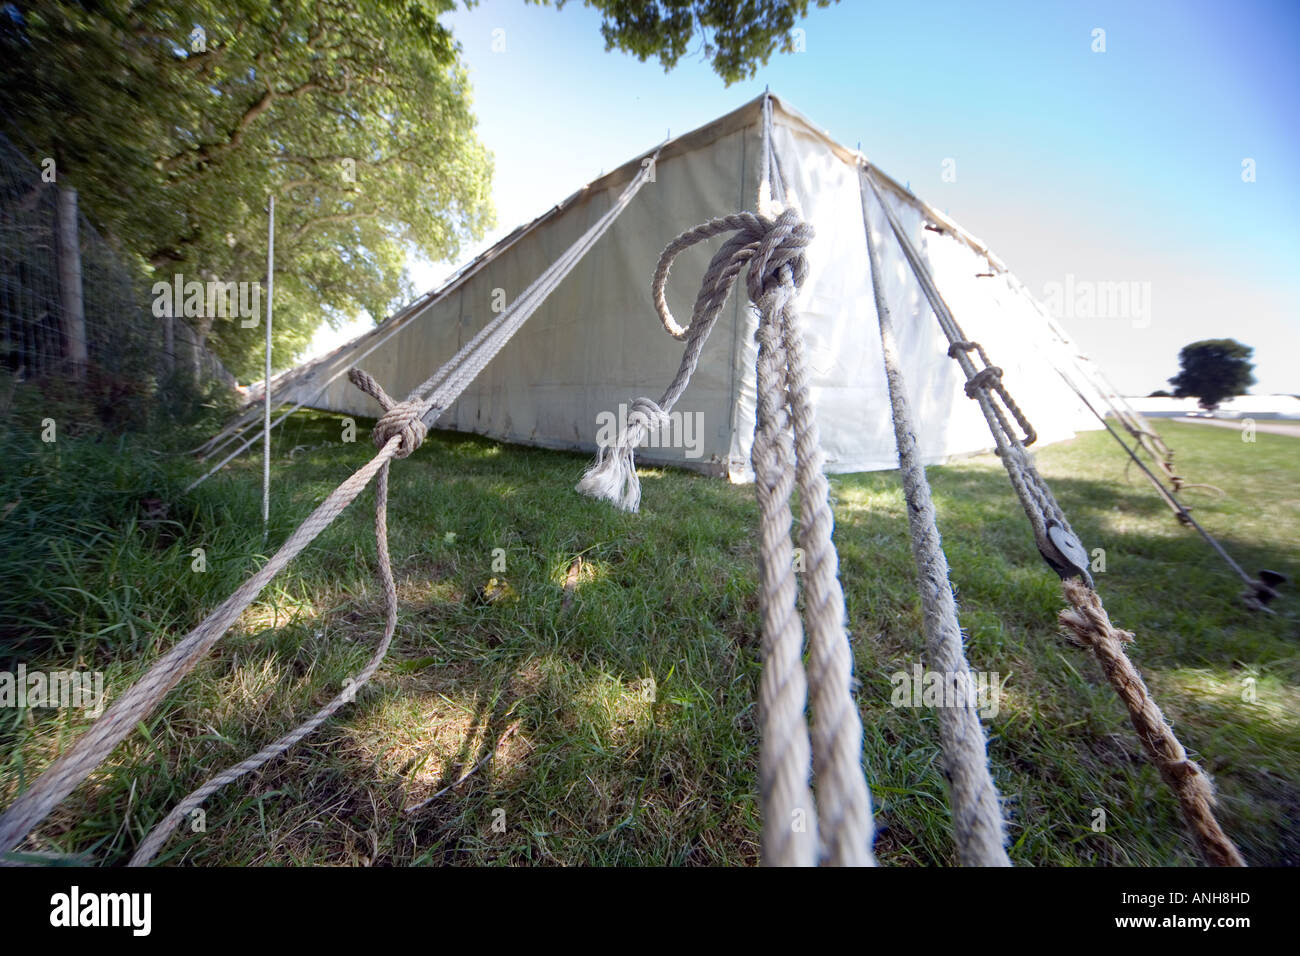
0,412,1296,866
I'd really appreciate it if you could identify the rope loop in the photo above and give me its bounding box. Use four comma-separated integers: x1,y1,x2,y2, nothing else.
651,209,811,341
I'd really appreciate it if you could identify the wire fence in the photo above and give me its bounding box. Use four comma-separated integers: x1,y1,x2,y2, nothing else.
0,128,235,421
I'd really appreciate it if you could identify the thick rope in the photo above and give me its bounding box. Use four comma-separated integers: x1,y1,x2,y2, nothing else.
0,434,401,857
1058,581,1246,866
860,167,1088,583
862,192,1011,866
860,164,1245,866
128,372,411,865
0,155,660,861
578,209,875,866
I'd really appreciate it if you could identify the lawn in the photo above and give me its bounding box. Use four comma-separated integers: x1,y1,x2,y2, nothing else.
1,413,1296,866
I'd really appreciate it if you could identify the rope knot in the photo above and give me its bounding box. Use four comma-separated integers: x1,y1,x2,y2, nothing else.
651,209,813,341
583,208,816,514
744,209,812,306
626,396,670,434
963,365,1003,397
348,368,427,459
373,403,428,459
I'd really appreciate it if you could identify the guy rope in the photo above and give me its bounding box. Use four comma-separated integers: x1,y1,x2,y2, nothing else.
860,165,1246,866
0,154,659,862
578,208,876,866
0,99,1251,868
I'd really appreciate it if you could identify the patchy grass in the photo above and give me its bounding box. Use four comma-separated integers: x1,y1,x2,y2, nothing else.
0,413,1295,866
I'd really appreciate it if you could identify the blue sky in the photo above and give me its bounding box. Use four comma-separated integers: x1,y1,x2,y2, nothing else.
311,0,1300,396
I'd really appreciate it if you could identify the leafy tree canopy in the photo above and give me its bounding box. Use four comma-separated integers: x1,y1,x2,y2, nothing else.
2,1,834,381
536,0,838,84
1168,338,1256,410
1,0,494,379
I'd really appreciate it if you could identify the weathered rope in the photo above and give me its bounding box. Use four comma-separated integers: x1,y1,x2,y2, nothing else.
862,188,1011,866
859,168,1088,583
0,433,402,857
128,372,411,865
947,340,1036,446
0,154,660,861
1058,581,1246,866
578,209,875,866
860,164,1246,865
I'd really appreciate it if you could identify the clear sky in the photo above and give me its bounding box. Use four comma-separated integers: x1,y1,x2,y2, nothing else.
308,0,1300,397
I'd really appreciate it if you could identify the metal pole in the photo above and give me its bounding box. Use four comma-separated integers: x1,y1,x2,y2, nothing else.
263,196,274,542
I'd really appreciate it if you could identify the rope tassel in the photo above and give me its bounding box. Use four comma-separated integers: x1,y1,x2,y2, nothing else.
575,399,666,512
577,208,876,866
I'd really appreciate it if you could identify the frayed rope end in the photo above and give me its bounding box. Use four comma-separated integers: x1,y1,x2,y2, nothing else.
576,440,643,513
575,400,667,513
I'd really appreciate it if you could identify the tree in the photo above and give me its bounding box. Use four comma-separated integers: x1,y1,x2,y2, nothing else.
1167,339,1256,410
1148,389,1171,397
2,1,833,380
539,0,838,84
0,1,494,379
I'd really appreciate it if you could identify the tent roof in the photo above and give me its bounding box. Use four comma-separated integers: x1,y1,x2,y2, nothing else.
255,92,1023,399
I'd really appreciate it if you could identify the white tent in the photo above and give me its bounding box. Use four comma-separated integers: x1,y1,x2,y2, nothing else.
244,94,1113,479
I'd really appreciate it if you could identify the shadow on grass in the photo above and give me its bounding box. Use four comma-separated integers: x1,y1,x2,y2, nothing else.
10,412,1297,866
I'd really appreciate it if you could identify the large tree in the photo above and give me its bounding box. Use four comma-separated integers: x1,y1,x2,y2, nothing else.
2,1,831,381
542,0,838,84
0,0,494,379
1168,339,1256,410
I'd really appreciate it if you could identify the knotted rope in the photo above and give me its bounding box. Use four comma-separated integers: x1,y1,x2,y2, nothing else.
578,209,875,866
1059,581,1246,866
947,340,1036,447
859,164,1245,865
0,154,660,862
128,371,414,865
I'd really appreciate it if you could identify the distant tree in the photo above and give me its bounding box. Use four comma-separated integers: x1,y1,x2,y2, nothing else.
1168,339,1256,410
539,0,838,84
1148,389,1171,397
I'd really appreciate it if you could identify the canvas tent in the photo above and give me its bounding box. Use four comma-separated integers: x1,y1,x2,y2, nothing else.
8,96,1259,870
232,93,1120,480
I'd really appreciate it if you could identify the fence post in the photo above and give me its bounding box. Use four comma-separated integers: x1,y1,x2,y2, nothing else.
56,186,87,379
263,196,274,541
162,312,175,376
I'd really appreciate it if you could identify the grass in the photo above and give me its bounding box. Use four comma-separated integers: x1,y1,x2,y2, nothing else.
0,410,1296,866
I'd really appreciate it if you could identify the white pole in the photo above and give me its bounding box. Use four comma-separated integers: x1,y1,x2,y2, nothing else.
56,187,87,379
263,196,275,542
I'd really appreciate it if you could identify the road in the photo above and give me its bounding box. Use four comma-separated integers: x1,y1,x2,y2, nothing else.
1170,417,1300,438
